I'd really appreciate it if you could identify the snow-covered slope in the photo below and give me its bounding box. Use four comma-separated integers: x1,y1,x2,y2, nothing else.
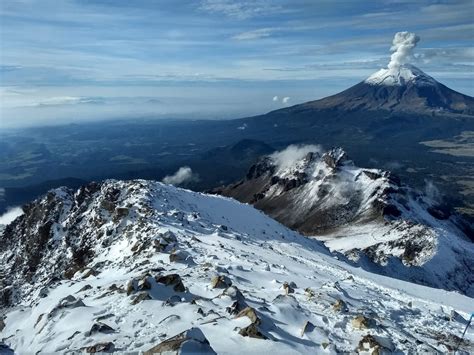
1,180,473,353
215,146,474,296
364,64,437,87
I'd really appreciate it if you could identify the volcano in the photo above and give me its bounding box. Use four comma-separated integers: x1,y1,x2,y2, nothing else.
287,64,474,115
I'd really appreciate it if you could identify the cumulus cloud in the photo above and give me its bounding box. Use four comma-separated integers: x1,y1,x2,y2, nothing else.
269,144,322,170
272,95,279,102
0,206,23,225
162,167,199,186
282,96,290,104
237,123,248,130
388,31,420,69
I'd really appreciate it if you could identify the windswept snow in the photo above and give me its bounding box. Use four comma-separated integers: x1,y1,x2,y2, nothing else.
1,180,473,353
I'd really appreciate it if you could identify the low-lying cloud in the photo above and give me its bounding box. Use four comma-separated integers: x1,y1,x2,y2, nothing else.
162,167,199,186
270,144,322,170
0,206,24,225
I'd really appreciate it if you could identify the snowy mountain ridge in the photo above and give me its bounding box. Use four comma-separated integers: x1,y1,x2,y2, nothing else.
215,146,474,296
1,179,473,353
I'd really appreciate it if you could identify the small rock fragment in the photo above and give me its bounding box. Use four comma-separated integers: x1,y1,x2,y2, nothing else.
332,299,347,312
357,334,382,354
210,275,232,289
283,282,295,295
88,322,115,336
352,315,370,330
131,291,152,305
235,306,260,324
155,274,186,292
84,342,114,353
300,320,315,337
239,323,267,339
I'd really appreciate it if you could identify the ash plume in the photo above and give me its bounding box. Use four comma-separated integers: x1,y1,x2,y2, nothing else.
388,31,420,69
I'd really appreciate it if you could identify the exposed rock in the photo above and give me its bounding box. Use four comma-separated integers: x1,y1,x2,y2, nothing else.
125,280,135,295
352,315,370,330
210,275,232,289
155,274,186,292
0,287,13,308
220,286,247,315
88,322,115,336
239,322,267,340
0,318,5,332
300,320,315,337
131,291,151,305
282,281,295,295
84,342,115,353
357,334,382,354
235,306,260,324
138,276,152,291
169,250,194,264
78,284,93,292
80,268,99,279
114,207,129,221
305,288,315,299
165,295,182,306
49,295,85,317
144,327,216,355
332,299,347,312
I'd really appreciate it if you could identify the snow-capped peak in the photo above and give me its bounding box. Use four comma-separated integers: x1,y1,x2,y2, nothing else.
364,64,437,86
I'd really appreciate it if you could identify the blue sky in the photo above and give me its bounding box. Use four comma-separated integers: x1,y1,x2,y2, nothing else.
1,0,473,127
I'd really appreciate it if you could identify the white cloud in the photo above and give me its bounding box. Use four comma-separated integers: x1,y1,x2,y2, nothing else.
162,167,199,186
233,28,274,40
200,0,282,19
0,206,23,225
272,95,279,101
237,123,248,130
282,96,290,104
269,144,322,171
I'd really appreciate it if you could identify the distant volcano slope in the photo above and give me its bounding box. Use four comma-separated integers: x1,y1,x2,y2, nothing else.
298,64,474,115
214,145,474,295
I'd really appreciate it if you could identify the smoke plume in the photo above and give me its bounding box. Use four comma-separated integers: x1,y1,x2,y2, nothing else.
0,206,23,225
162,167,199,186
388,31,420,69
270,144,322,171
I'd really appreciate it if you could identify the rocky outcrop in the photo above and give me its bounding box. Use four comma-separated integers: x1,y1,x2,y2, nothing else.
144,328,216,355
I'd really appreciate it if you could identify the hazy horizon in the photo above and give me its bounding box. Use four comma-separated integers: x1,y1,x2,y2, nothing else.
1,0,473,128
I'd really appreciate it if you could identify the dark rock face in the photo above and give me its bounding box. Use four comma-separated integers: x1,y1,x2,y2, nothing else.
0,180,154,304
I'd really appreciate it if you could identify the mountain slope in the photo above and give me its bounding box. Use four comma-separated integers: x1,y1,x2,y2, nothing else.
214,146,474,296
1,180,473,353
294,64,474,115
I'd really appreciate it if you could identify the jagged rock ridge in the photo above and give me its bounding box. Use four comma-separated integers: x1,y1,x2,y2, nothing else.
215,146,474,295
